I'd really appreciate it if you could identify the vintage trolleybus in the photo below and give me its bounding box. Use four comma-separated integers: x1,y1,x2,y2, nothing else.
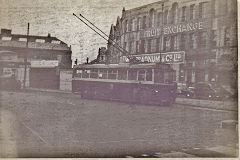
72,63,177,106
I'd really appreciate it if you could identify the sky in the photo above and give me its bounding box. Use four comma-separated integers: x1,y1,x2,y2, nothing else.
0,0,160,63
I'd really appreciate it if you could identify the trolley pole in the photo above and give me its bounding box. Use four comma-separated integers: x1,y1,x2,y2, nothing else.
23,23,29,89
73,13,133,61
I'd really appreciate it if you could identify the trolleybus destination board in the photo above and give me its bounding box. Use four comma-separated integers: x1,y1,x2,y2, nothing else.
120,51,185,64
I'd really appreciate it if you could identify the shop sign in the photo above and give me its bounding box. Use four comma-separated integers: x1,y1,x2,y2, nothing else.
31,60,59,68
163,22,204,35
120,51,185,64
141,21,204,38
141,28,162,38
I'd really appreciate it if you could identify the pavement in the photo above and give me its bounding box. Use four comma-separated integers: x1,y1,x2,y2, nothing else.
176,97,238,111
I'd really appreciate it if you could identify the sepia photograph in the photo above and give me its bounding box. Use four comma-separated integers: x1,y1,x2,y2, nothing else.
0,0,238,158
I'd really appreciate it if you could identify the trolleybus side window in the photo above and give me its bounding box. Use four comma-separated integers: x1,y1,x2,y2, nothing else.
90,69,98,78
108,69,117,80
128,69,137,80
138,70,145,81
82,69,90,78
154,69,164,83
117,69,127,80
146,69,152,81
76,69,82,78
164,72,169,83
99,69,108,79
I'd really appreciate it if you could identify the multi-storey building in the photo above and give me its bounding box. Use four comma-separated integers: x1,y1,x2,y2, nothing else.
106,0,237,88
0,29,72,89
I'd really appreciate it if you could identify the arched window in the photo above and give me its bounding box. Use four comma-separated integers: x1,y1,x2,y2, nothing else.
149,8,155,27
164,10,168,25
142,16,147,29
124,20,128,32
137,17,141,30
171,2,178,24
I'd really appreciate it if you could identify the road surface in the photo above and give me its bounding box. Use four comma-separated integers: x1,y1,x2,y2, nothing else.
0,90,238,158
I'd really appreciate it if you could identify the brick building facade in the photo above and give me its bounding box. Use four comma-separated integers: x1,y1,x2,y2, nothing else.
0,29,72,89
106,0,237,88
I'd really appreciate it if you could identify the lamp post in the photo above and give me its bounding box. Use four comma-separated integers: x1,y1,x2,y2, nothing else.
23,23,29,89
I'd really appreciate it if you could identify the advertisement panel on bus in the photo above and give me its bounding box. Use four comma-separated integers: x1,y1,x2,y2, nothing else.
120,51,185,64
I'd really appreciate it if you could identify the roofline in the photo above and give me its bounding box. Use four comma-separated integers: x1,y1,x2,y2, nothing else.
0,29,67,45
124,0,169,13
74,63,171,69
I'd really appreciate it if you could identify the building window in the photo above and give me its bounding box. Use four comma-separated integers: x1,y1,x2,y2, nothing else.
147,39,152,53
142,16,147,29
171,35,178,50
156,38,161,52
224,27,230,46
124,20,128,32
181,6,186,22
123,42,127,52
1,36,12,41
136,41,139,54
199,32,207,48
137,17,141,30
180,34,186,50
199,2,207,19
157,12,162,27
140,40,145,53
19,38,27,42
190,4,195,20
164,10,168,25
149,9,155,28
151,39,157,53
163,36,171,51
195,69,205,82
189,33,193,49
171,3,178,24
36,39,45,43
179,64,185,82
129,19,133,32
129,41,133,54
189,33,197,49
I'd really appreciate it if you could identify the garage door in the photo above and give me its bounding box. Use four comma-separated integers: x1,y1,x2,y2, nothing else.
30,68,59,89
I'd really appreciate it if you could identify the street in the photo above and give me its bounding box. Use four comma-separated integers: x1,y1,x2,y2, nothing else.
0,90,238,158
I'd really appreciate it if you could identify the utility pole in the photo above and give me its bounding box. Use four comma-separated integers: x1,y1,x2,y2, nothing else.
160,3,164,64
23,23,29,89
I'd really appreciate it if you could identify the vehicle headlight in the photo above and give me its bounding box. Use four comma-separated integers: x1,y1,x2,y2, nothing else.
155,90,159,93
